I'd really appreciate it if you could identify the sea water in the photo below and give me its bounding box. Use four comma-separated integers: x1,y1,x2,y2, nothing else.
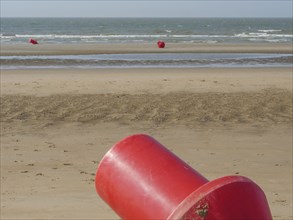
1,17,292,44
1,53,292,69
1,18,292,69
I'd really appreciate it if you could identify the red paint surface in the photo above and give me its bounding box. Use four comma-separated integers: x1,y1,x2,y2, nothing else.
95,134,272,220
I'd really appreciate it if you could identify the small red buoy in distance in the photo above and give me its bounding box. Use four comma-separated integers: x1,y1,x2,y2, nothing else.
157,40,165,48
29,38,38,45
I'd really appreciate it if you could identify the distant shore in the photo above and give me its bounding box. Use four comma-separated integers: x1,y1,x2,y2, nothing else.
1,42,292,56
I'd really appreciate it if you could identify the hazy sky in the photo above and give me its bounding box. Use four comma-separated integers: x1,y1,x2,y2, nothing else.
1,0,292,18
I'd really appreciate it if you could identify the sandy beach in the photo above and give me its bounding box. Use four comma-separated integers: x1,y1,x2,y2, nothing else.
1,43,293,219
1,43,292,55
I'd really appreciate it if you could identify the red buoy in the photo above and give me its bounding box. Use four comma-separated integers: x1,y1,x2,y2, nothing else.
29,38,38,45
95,134,272,220
157,40,165,48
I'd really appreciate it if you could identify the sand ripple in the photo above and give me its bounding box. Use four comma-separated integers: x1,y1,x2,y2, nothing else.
1,89,292,126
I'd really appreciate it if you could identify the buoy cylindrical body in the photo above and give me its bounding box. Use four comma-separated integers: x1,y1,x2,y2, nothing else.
157,40,165,48
95,134,208,219
95,134,272,220
29,38,38,44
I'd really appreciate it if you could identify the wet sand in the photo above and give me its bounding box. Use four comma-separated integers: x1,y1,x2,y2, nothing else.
1,42,292,55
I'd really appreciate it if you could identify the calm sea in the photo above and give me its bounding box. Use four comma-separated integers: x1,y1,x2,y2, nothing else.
1,17,292,44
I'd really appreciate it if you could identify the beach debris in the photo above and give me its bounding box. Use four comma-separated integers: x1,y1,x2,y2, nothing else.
157,40,165,48
29,38,38,45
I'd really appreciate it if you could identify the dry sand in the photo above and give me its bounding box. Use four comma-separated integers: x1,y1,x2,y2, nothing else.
1,66,292,219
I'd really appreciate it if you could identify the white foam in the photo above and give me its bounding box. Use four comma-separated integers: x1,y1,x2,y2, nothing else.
1,32,292,44
258,29,282,33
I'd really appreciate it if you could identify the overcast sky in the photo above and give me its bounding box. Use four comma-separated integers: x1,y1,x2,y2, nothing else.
1,0,292,18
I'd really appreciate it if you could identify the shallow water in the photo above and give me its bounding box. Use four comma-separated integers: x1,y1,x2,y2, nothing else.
1,53,292,69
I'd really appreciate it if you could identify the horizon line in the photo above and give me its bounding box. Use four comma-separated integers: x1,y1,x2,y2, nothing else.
2,16,292,18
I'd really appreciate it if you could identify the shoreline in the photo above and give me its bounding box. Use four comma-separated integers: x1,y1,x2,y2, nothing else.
1,42,292,56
